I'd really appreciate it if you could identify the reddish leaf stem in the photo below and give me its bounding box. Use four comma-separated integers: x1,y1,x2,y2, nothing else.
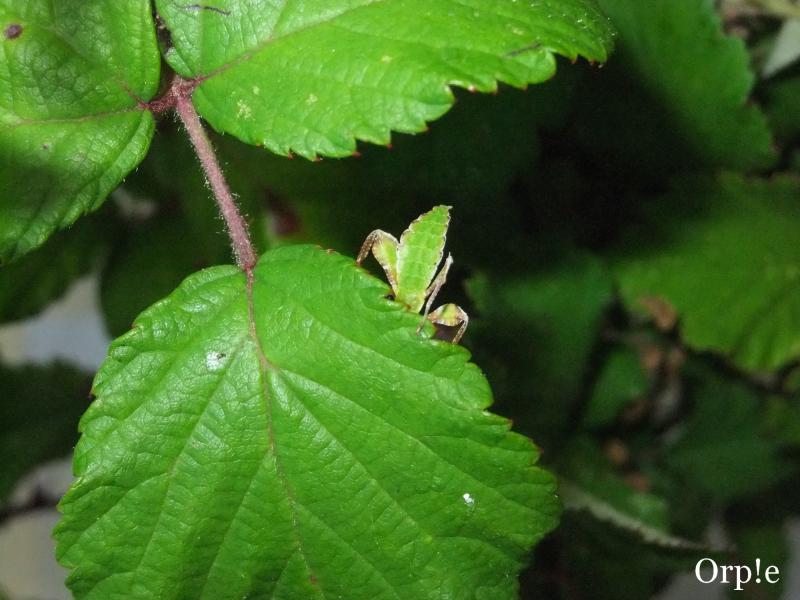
173,81,257,271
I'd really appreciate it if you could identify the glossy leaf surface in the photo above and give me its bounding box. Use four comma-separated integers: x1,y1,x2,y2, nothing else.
156,0,614,158
0,0,160,261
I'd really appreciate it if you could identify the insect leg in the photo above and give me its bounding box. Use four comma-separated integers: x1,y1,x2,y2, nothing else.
421,253,454,319
356,230,398,264
427,303,469,344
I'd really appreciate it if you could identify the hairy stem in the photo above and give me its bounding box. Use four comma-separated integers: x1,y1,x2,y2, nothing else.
174,87,257,271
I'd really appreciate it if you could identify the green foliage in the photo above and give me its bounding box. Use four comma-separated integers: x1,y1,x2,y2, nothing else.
549,512,698,600
583,347,649,429
574,0,774,176
0,363,91,500
560,439,668,534
2,1,800,598
615,174,800,372
156,0,614,158
765,396,800,445
0,0,160,262
0,1,612,262
56,246,558,599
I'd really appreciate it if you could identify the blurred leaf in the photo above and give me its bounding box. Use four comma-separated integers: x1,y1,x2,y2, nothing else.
0,0,160,261
0,362,91,501
545,507,700,600
764,396,800,446
541,437,710,600
469,254,614,446
615,174,800,372
583,346,649,429
156,0,614,158
560,481,704,551
558,437,704,550
572,0,774,176
57,245,559,599
665,364,793,502
0,214,111,324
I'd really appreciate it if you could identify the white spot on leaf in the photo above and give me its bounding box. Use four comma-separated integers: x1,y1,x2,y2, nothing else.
462,493,475,508
236,100,252,119
305,93,318,105
206,351,225,371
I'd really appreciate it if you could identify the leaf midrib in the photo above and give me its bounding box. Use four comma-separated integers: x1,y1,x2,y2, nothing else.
244,273,326,600
242,261,511,599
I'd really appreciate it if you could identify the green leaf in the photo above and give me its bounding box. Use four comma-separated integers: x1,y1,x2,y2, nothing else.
0,214,110,324
0,362,91,501
544,438,708,600
573,0,774,174
554,511,701,600
558,438,704,550
56,245,559,599
156,0,614,158
559,482,703,551
0,0,160,262
615,174,800,372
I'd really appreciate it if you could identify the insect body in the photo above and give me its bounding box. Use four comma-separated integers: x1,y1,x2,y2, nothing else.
356,205,469,343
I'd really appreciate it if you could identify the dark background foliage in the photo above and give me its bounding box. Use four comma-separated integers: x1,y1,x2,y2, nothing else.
2,0,800,598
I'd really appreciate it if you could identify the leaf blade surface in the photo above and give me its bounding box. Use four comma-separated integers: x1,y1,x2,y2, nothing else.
0,0,160,261
56,245,559,599
156,0,614,158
